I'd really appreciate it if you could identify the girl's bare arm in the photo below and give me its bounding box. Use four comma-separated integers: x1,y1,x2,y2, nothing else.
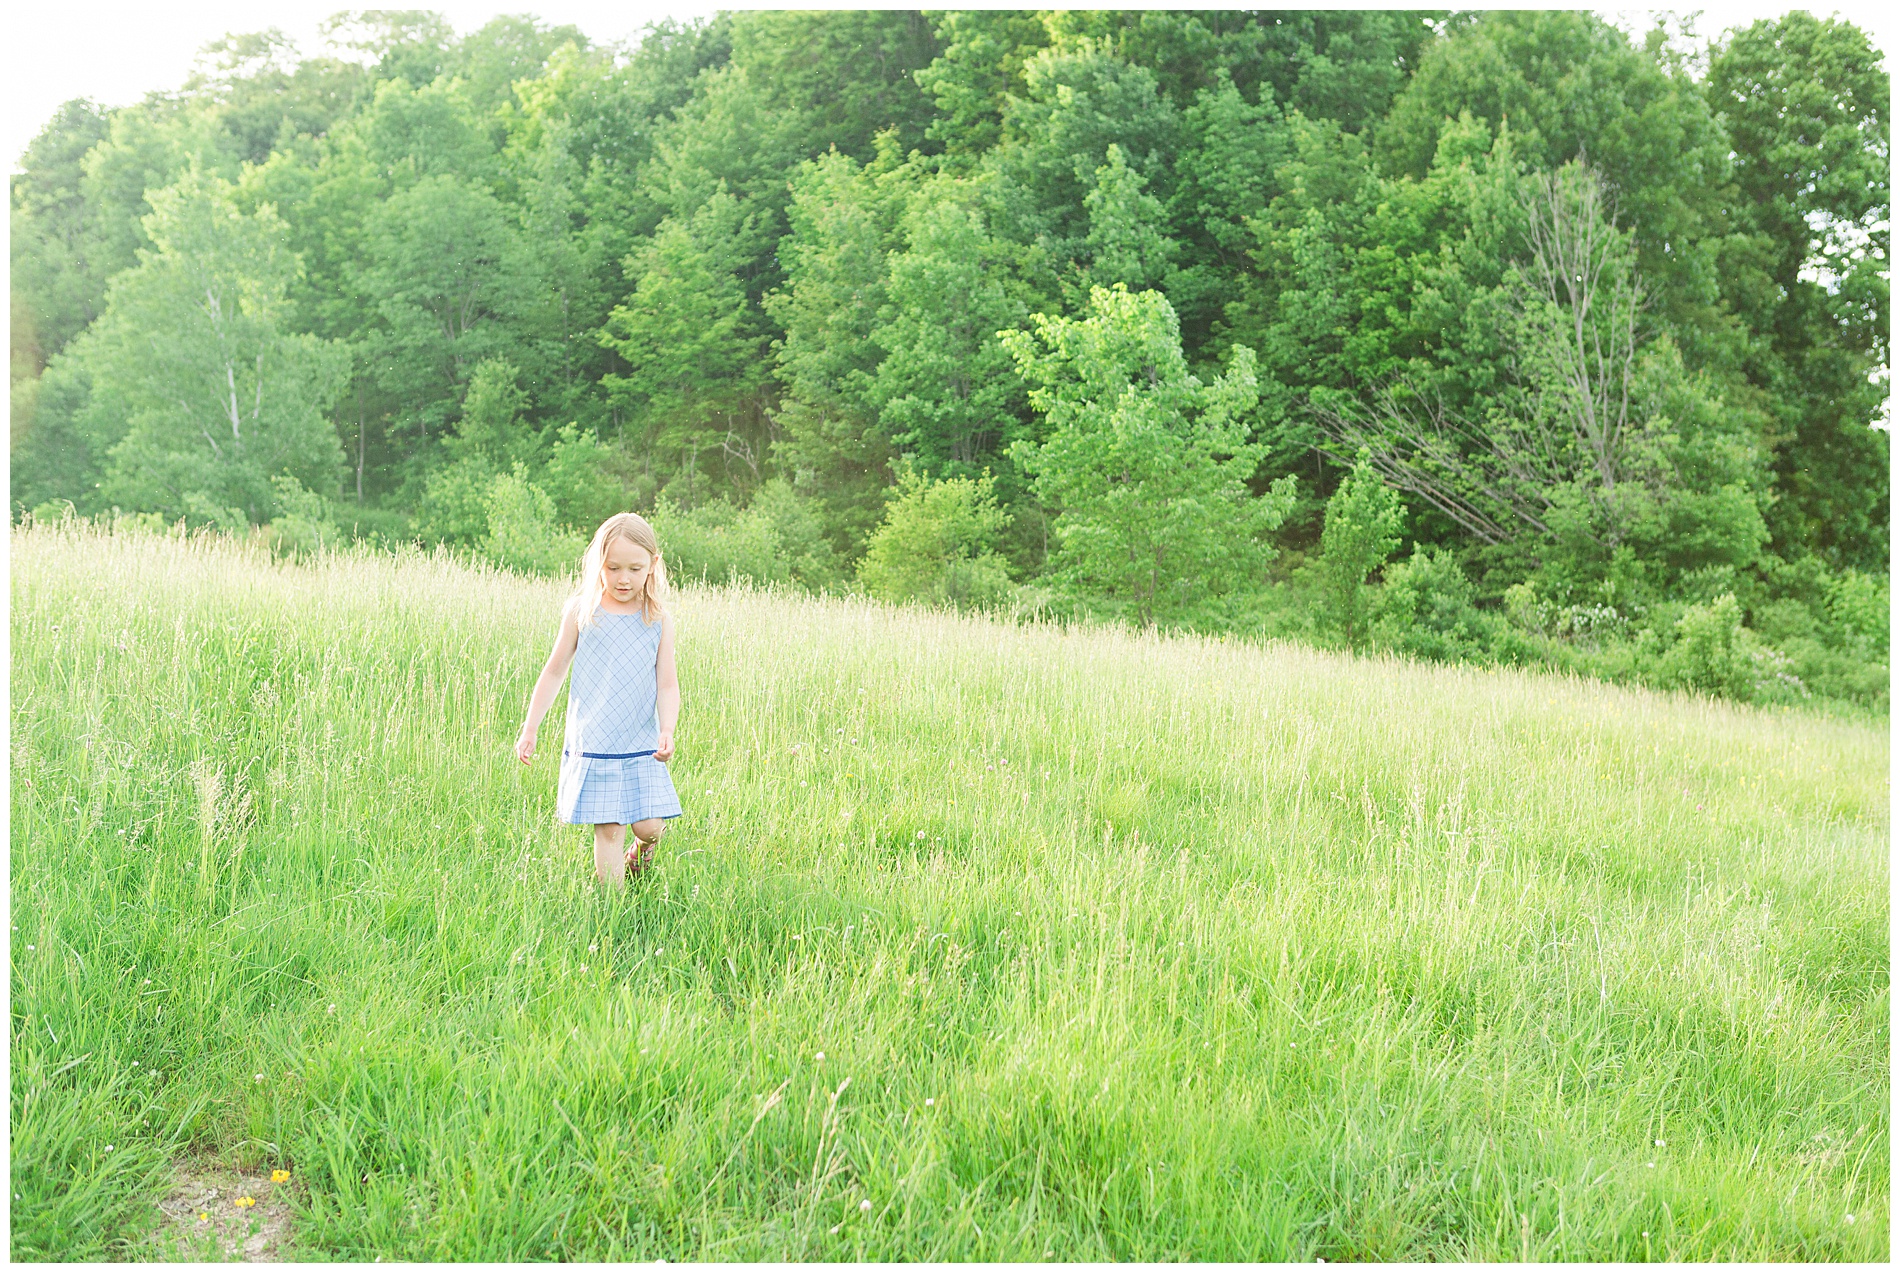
653,611,681,761
516,600,581,764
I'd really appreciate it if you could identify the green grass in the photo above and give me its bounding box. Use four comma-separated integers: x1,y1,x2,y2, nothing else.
9,521,1889,1260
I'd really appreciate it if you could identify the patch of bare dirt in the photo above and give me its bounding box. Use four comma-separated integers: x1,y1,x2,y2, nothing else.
142,1160,298,1262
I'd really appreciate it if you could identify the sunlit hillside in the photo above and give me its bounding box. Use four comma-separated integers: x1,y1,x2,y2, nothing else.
9,522,1889,1260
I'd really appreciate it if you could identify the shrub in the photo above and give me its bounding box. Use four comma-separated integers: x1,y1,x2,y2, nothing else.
26,499,79,527
749,479,844,591
1372,547,1496,662
649,496,789,587
1501,580,1633,650
482,466,583,576
416,457,495,547
1312,451,1403,648
857,464,1013,609
333,505,415,548
266,474,339,557
1826,568,1890,659
1002,286,1294,627
1658,593,1805,703
538,424,633,533
180,493,249,535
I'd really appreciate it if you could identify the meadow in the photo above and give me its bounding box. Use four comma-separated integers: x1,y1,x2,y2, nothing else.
8,520,1889,1260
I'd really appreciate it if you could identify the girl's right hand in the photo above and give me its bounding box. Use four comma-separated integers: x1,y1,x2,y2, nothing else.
515,726,536,765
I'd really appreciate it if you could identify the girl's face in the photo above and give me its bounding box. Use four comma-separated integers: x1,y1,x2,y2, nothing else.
601,536,653,606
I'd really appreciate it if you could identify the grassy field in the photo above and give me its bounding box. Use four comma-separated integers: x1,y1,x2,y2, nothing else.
8,521,1889,1260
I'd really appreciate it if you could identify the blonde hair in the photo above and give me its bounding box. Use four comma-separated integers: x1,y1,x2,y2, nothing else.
572,512,671,627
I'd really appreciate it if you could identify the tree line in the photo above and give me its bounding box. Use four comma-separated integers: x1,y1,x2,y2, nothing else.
9,9,1889,707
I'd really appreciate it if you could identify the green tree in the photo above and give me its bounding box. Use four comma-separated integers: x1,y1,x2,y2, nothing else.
599,188,771,506
1314,450,1405,648
10,100,114,374
184,29,370,167
357,173,536,440
483,464,583,575
1164,71,1291,352
72,98,245,330
415,357,537,546
1003,285,1297,627
1041,9,1437,127
1375,10,1733,342
1707,12,1890,568
536,424,631,534
764,149,906,553
452,15,591,116
1303,158,1769,604
639,60,802,253
870,187,1032,478
1079,143,1178,294
727,10,941,163
47,169,346,522
858,461,1013,609
987,41,1183,272
319,10,458,96
915,10,1053,164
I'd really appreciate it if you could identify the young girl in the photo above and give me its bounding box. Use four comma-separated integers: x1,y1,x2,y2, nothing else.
515,512,682,887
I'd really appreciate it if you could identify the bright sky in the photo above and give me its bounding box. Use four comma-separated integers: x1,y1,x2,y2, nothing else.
5,2,1896,172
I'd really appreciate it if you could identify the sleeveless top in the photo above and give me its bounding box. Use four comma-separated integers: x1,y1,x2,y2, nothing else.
563,607,663,758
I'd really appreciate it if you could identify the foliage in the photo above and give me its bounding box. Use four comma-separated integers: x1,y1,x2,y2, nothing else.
1369,545,1499,663
482,465,583,576
23,169,347,523
5,8,1889,708
747,477,844,591
1658,594,1805,704
869,187,1033,481
646,477,845,591
1707,12,1891,568
1004,286,1296,628
649,493,788,588
599,189,771,502
763,147,904,556
266,473,339,556
1312,451,1404,648
858,462,1013,610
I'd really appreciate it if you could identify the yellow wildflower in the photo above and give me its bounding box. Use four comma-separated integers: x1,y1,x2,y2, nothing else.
235,1196,256,1208
270,1169,291,1183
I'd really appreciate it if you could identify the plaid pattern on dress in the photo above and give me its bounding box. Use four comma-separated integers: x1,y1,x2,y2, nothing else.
556,609,682,825
561,752,681,825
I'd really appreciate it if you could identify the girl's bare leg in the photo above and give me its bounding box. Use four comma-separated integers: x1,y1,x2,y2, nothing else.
592,822,627,888
628,818,665,873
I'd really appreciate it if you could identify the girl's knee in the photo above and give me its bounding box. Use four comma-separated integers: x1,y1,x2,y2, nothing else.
594,822,626,845
631,818,665,843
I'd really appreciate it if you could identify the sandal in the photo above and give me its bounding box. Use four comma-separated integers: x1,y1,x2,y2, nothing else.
625,836,657,877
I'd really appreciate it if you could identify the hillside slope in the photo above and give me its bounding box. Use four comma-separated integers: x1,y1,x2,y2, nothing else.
9,523,1889,1259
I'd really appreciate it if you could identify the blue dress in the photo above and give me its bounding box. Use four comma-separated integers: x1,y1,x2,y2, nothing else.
556,607,683,825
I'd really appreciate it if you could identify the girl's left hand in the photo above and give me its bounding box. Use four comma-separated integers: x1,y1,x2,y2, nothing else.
654,731,674,763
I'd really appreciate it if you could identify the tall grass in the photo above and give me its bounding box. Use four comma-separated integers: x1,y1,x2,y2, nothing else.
8,521,1888,1260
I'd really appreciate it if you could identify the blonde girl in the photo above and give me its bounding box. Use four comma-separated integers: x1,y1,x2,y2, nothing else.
516,513,681,886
